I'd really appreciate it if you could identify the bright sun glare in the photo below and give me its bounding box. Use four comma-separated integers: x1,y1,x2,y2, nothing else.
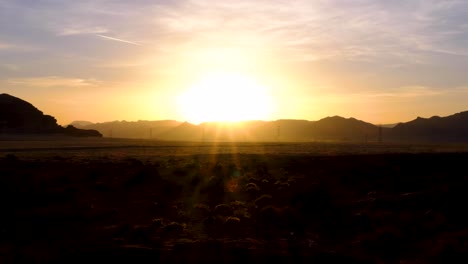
178,72,273,124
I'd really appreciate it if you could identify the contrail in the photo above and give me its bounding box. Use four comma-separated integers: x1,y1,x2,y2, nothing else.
96,34,142,46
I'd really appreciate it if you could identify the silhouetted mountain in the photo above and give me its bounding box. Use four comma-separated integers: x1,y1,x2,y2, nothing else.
0,93,60,133
387,111,468,142
0,93,102,137
64,125,102,137
155,120,316,141
158,121,201,141
312,116,379,142
69,117,384,142
149,118,377,142
199,121,266,141
67,111,468,142
9,93,468,142
77,120,181,138
69,120,94,128
252,120,314,141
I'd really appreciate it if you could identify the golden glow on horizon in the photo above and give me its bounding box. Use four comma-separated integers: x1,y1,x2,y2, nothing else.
2,1,467,126
177,72,273,124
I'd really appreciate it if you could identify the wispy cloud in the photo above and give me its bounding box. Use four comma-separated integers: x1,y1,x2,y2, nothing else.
7,76,101,88
59,26,108,36
5,0,467,63
96,34,142,46
94,61,149,69
0,41,41,52
1,0,467,124
143,0,468,63
0,42,12,50
366,86,443,98
316,85,444,101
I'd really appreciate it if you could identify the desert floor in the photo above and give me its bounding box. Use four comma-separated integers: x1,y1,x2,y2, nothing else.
0,138,467,263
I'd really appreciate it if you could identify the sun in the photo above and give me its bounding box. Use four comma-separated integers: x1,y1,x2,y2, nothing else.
177,72,273,124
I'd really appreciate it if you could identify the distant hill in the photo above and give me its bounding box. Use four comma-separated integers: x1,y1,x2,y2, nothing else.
119,118,379,142
77,120,181,138
68,111,468,143
0,93,102,137
158,121,202,141
312,116,379,142
2,87,456,142
387,111,468,142
253,120,314,141
69,120,94,128
76,112,468,143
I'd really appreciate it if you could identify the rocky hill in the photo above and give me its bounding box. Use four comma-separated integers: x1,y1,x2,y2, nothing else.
0,93,102,137
386,111,468,142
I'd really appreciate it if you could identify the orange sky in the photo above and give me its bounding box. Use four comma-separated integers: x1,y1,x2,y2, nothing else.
1,1,468,125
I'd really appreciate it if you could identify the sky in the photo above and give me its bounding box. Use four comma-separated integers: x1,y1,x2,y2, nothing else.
1,0,468,125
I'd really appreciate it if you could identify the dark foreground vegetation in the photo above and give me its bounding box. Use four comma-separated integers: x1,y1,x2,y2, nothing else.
0,152,467,263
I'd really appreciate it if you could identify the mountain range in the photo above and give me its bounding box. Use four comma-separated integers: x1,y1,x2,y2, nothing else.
73,112,468,143
2,93,468,142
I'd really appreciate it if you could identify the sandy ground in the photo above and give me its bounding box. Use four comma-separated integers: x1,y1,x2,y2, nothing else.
2,136,468,160
0,138,467,263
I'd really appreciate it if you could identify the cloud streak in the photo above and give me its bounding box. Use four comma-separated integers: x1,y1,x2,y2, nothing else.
7,76,101,88
96,34,142,46
362,86,443,98
4,0,467,63
59,26,108,36
145,0,468,63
